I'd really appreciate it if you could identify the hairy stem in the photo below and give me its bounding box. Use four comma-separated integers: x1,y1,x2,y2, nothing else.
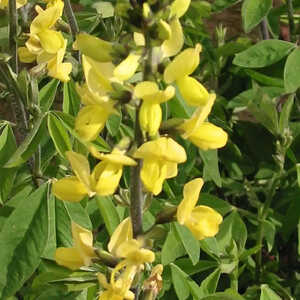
8,0,18,73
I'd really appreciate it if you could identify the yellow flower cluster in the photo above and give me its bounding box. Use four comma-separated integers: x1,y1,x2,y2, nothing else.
18,0,71,82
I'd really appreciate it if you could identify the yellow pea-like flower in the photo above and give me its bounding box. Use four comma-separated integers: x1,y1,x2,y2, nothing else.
17,47,36,63
161,18,183,58
91,149,137,196
177,178,223,240
134,32,145,46
55,222,96,270
134,137,186,195
114,53,141,81
74,33,113,62
134,81,175,136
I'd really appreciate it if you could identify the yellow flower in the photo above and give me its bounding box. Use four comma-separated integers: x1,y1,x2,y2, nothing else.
177,178,223,240
0,0,27,9
52,151,94,202
163,44,209,106
91,148,137,196
178,94,228,150
134,137,186,195
74,33,113,62
134,81,175,136
55,222,96,270
114,53,141,81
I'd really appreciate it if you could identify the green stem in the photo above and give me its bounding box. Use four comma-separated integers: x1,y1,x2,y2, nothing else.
230,267,239,292
8,0,18,73
287,0,295,41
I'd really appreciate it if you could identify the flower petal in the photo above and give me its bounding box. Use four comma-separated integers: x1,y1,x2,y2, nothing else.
139,102,162,136
177,76,209,106
75,105,110,142
38,29,64,53
177,178,203,224
163,44,202,83
170,0,191,18
161,18,183,58
55,247,84,270
18,47,36,63
187,122,228,150
114,53,141,81
66,151,91,190
108,218,133,255
52,176,88,202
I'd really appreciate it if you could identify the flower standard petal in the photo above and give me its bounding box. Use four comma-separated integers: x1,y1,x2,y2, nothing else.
163,44,202,83
108,218,133,256
170,0,191,18
66,151,91,191
161,18,183,58
177,178,203,224
114,53,141,81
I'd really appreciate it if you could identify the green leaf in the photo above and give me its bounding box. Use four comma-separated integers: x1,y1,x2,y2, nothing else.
244,69,284,87
297,164,300,188
96,196,120,236
199,149,222,187
48,113,72,158
0,183,49,299
162,225,186,265
39,79,60,113
198,268,221,297
170,264,190,300
233,40,295,68
200,291,245,300
260,284,281,300
284,47,300,93
63,79,81,116
279,94,294,135
0,125,17,203
106,113,122,137
168,88,195,118
175,258,218,276
174,222,200,265
4,115,47,167
242,0,272,33
263,220,276,252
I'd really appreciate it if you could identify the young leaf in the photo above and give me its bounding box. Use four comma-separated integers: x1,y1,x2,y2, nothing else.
0,183,49,299
48,113,72,158
284,47,300,93
198,268,221,297
233,40,295,68
174,222,200,265
170,264,190,300
242,0,272,33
